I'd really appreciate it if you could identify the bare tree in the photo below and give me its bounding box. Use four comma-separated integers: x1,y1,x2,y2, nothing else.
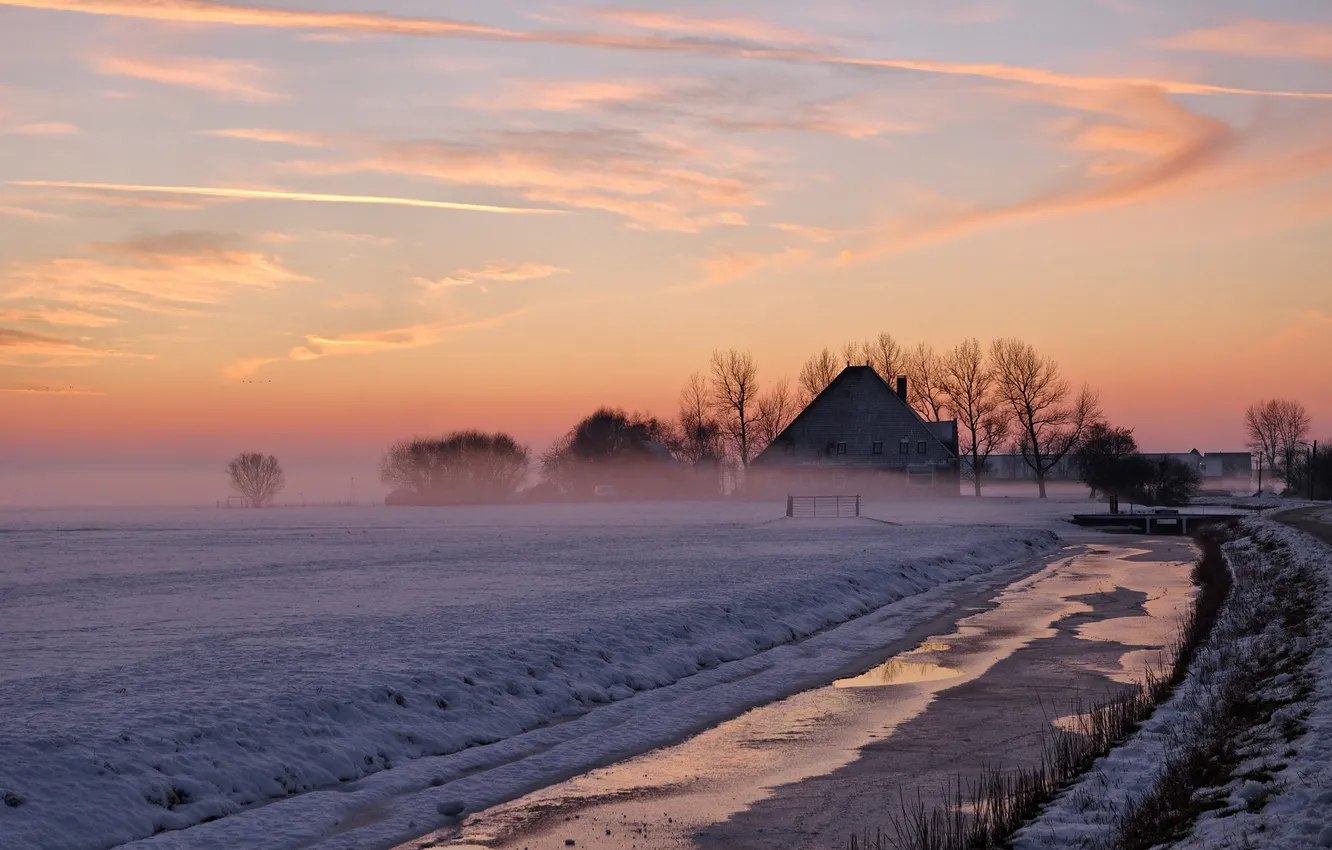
225,452,285,507
942,339,1012,497
677,372,723,466
990,338,1102,498
798,347,840,404
1245,398,1312,485
709,348,763,468
905,342,948,421
863,332,906,385
755,377,799,454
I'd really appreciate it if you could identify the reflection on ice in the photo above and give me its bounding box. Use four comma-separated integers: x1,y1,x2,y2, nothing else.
834,659,964,688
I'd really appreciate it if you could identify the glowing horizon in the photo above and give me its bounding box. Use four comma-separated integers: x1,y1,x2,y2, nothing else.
2,0,1330,503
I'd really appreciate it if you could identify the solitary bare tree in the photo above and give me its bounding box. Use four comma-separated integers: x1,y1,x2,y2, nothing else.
942,339,1012,497
905,342,948,421
709,348,763,468
990,338,1102,498
798,347,840,404
225,452,285,507
755,377,799,454
1245,398,1312,484
677,372,723,466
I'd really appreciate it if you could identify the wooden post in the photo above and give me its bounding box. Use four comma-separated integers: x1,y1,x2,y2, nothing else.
786,495,794,518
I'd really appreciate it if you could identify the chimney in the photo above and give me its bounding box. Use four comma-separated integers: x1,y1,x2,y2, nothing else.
896,376,908,401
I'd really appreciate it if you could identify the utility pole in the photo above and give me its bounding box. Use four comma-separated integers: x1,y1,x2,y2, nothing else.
1256,454,1263,496
1313,441,1319,501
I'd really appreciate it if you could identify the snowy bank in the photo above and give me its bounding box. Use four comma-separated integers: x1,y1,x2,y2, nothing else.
1013,509,1332,850
0,503,1059,850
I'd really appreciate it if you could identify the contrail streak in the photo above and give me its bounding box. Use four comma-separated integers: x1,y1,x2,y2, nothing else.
11,181,567,215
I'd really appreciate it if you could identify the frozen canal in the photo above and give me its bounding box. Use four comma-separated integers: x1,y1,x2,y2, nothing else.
399,536,1197,850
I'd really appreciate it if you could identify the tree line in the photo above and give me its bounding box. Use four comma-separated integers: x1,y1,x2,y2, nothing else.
371,334,1105,504
220,337,1324,506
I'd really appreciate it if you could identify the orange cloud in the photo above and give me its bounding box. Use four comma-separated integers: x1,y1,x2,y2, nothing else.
836,83,1287,261
0,384,105,395
281,130,762,231
6,1,1331,101
2,121,80,135
0,203,62,220
0,327,146,367
416,261,569,292
0,307,120,327
1159,20,1332,62
12,181,566,216
580,8,820,46
223,311,525,379
94,55,284,101
682,246,812,291
2,232,308,315
203,127,329,146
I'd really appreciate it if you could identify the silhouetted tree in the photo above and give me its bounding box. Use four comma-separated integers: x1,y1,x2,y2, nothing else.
380,431,528,505
1286,441,1332,500
226,452,285,507
677,372,723,466
755,377,798,455
1075,424,1142,510
541,408,674,495
905,342,948,421
798,347,840,404
710,348,762,468
1245,398,1312,484
991,338,1102,498
862,332,906,386
942,338,1011,497
1139,457,1202,507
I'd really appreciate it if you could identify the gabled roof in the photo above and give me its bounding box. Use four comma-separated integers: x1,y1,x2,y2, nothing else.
754,365,958,463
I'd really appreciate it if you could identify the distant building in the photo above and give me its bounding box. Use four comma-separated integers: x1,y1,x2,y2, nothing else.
750,366,960,496
977,447,1253,490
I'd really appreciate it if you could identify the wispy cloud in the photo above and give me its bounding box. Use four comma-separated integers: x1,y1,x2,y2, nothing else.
0,384,105,395
0,203,63,220
203,127,328,146
12,181,567,216
680,246,812,291
223,311,524,379
0,327,147,367
1159,20,1332,62
578,7,821,46
416,261,568,292
6,0,1331,101
2,231,308,316
838,84,1247,261
0,307,120,327
278,129,763,231
94,55,284,101
2,121,80,135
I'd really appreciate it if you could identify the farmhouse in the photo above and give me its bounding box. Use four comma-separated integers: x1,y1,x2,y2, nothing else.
750,365,961,496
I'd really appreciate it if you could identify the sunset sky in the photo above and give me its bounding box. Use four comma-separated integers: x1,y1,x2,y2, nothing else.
1,0,1330,504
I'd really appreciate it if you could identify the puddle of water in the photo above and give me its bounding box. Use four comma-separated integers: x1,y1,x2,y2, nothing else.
834,659,964,688
403,539,1197,850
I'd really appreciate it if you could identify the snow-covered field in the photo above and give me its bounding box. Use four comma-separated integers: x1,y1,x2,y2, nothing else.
0,499,1066,850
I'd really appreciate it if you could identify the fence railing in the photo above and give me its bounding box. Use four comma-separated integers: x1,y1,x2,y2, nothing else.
786,495,862,518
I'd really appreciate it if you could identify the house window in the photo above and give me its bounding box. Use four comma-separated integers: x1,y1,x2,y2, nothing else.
917,441,928,455
872,441,884,455
836,441,848,455
898,439,910,455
